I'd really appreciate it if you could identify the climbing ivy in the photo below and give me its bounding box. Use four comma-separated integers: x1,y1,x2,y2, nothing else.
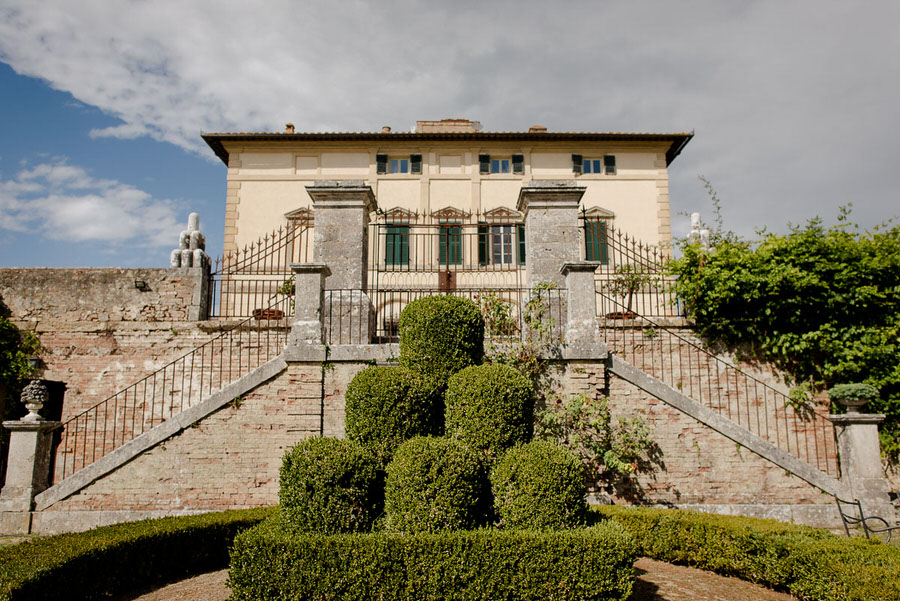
0,316,40,416
668,208,900,459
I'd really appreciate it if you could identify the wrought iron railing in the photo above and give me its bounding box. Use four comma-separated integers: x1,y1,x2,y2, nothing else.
323,287,566,346
596,291,840,478
583,218,682,318
52,295,293,483
208,217,312,318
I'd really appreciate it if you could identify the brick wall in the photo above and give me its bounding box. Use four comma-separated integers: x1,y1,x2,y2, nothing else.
0,268,220,422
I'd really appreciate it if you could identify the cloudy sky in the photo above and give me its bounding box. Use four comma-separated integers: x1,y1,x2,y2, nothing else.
0,0,897,267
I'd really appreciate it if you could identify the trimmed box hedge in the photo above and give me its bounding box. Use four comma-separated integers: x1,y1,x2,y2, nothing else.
279,437,381,533
594,505,900,601
445,363,534,458
229,513,637,601
0,507,272,601
492,440,588,529
384,436,489,533
345,365,443,465
398,295,484,384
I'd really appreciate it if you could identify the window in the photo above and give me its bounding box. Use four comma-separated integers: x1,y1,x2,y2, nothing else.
491,158,511,174
584,220,609,264
384,225,409,266
439,222,463,265
573,154,616,175
479,154,525,175
478,224,526,265
583,158,603,173
389,158,409,173
376,153,422,175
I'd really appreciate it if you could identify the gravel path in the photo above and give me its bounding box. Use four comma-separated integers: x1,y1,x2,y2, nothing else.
122,558,797,601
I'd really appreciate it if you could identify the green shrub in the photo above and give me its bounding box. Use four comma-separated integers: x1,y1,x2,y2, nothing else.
0,507,271,601
445,363,533,457
345,365,443,465
594,505,900,601
384,436,489,533
492,440,587,529
398,295,484,384
279,437,381,533
828,383,880,404
229,514,636,601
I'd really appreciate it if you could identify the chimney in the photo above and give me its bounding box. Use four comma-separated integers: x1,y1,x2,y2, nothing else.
416,119,480,133
382,126,392,133
528,125,548,133
285,123,295,134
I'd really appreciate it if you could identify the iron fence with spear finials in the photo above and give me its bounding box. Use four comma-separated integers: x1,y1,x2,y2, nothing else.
207,215,313,318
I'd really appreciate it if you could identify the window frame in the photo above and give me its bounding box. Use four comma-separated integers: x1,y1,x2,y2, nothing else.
384,224,410,267
584,219,609,264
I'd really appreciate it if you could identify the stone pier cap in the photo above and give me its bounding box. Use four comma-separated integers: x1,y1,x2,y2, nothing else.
306,181,377,213
516,180,586,213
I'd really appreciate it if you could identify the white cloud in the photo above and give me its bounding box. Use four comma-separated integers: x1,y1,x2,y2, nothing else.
0,1,898,234
0,160,181,246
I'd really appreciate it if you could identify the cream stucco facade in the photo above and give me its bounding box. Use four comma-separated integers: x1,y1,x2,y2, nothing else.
204,120,692,258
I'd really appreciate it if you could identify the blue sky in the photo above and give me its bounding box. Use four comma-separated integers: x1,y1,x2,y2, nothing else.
1,1,899,268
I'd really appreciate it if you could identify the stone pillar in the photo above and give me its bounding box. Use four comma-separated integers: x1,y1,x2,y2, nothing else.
0,381,60,534
828,404,895,520
560,262,607,359
307,181,378,344
307,181,377,290
516,181,586,287
288,263,330,347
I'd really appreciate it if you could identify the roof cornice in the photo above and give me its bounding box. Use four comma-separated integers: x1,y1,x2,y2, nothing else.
202,131,693,167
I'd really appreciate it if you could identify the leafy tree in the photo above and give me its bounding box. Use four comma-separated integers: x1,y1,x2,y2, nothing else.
668,210,900,459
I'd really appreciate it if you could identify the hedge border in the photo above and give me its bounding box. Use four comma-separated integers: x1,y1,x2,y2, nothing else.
593,506,900,601
230,513,637,601
0,507,273,601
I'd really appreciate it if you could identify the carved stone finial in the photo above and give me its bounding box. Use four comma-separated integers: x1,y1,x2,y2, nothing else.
20,380,49,422
170,212,209,268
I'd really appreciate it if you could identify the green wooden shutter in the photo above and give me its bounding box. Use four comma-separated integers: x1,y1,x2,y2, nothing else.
479,154,490,174
517,224,526,265
512,154,524,174
478,224,489,265
603,155,616,175
385,225,409,266
572,154,583,175
584,221,609,264
376,154,388,174
440,224,462,265
410,154,422,174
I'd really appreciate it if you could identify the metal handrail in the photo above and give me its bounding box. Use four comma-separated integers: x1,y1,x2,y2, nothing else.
597,291,839,477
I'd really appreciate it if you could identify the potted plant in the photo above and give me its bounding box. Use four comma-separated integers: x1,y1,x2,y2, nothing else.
827,383,879,414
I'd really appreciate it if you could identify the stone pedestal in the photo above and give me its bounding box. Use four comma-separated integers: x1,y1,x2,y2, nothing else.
0,419,60,533
828,411,896,520
307,181,377,291
517,181,586,287
288,263,330,347
561,262,607,359
306,181,377,344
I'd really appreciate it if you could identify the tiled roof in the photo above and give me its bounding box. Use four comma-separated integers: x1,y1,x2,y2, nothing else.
201,130,693,166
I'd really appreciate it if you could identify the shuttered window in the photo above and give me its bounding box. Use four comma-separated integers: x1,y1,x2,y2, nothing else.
376,154,388,174
385,225,409,266
584,220,609,264
439,223,463,265
603,155,616,175
572,154,583,175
